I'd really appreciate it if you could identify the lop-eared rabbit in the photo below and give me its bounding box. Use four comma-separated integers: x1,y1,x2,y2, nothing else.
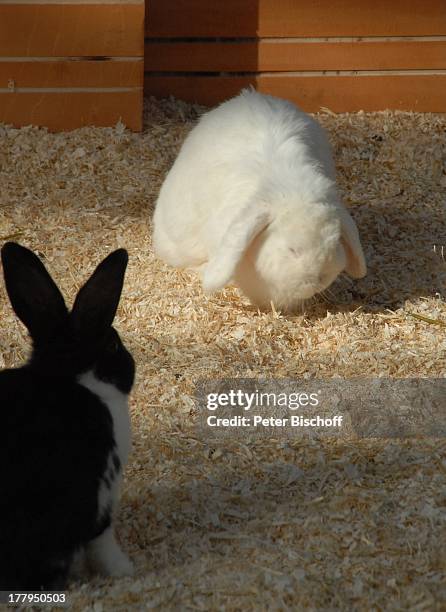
153,88,366,310
0,243,134,590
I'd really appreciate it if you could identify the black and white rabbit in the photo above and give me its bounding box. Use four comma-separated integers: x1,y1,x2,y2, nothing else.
0,242,135,590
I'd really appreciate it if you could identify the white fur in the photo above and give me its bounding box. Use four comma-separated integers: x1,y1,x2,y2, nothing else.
153,88,366,311
78,371,133,576
79,371,132,470
86,526,134,577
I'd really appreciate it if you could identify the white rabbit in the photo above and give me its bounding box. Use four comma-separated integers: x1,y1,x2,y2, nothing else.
153,88,366,311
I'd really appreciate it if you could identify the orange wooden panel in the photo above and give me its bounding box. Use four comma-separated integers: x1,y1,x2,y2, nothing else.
0,4,145,57
0,60,143,88
144,74,446,112
145,39,446,72
145,0,446,38
0,91,143,131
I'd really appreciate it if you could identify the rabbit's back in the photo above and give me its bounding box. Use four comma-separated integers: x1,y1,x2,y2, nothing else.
181,89,334,176
0,369,115,589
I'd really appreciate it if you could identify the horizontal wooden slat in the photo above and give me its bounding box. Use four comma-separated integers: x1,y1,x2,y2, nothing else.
0,4,145,56
0,91,142,131
145,39,446,72
145,0,446,38
0,60,143,88
11,1,143,4
144,74,446,112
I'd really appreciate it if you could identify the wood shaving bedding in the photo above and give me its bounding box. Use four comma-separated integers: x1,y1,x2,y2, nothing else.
0,96,445,610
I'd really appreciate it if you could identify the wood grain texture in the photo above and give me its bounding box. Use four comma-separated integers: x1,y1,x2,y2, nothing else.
0,60,143,88
145,0,446,38
144,74,446,112
145,39,446,72
11,1,144,4
0,4,145,56
0,90,143,130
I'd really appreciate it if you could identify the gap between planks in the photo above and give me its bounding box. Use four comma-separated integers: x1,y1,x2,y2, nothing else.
144,70,446,77
0,57,144,62
145,36,446,43
0,87,141,92
3,1,144,4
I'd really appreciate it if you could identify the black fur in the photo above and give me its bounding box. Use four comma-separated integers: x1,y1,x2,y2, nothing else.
0,243,135,590
112,454,121,472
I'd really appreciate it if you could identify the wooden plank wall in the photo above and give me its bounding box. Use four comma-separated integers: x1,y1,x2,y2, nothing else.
0,1,145,131
145,0,446,112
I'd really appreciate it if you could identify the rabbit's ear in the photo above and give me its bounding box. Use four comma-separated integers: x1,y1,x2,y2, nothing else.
339,207,367,279
71,249,128,335
1,242,68,341
202,202,271,292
